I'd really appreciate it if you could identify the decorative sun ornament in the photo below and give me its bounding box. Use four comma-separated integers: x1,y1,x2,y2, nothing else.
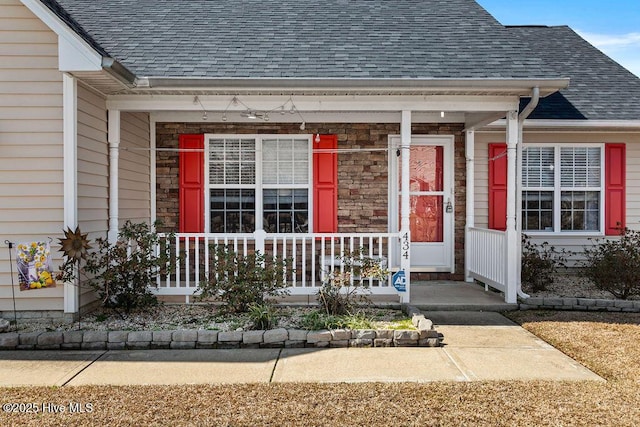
59,226,92,261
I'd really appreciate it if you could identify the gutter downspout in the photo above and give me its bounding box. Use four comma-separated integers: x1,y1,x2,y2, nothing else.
102,57,138,87
516,86,540,299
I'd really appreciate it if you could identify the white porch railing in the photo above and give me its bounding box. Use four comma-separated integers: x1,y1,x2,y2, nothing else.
154,231,401,303
467,227,508,294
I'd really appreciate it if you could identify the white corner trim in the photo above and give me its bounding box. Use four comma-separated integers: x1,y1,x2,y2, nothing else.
62,73,78,314
20,0,103,72
63,74,77,229
150,114,157,225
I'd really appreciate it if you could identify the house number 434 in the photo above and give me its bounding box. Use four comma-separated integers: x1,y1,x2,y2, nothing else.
401,232,410,259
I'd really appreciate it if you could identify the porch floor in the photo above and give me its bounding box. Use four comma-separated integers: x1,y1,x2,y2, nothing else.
278,281,518,312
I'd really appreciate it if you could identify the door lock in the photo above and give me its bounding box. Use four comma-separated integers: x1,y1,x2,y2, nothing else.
445,198,453,213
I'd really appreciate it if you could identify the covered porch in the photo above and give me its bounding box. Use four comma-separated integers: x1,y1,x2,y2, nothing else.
93,82,563,307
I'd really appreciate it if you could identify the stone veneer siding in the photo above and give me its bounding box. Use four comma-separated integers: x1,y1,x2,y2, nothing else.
155,122,466,280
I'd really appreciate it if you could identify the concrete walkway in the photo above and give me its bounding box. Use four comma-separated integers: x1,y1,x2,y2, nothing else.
0,312,602,387
280,281,518,312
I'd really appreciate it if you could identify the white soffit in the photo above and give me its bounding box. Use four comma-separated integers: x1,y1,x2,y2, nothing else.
20,0,102,72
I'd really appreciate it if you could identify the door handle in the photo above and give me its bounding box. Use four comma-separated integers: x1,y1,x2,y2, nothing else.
445,198,453,213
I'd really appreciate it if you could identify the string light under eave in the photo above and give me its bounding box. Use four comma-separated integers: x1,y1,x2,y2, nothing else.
196,95,308,129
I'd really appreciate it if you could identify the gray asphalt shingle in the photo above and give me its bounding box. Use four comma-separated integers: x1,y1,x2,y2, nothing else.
39,0,640,120
510,26,640,120
45,0,552,79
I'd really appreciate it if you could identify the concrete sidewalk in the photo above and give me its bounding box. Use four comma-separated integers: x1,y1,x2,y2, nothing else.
0,312,603,387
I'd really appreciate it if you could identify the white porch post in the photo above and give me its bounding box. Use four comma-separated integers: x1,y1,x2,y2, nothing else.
108,109,121,244
63,73,79,314
150,115,157,224
464,129,475,282
400,110,411,303
516,121,525,296
505,111,519,303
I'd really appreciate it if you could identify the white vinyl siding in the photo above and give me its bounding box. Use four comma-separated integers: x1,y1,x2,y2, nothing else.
75,84,108,310
119,112,151,224
0,0,63,310
625,135,640,227
77,83,108,236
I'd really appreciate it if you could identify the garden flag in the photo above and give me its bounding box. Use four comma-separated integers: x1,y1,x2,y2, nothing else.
16,241,55,291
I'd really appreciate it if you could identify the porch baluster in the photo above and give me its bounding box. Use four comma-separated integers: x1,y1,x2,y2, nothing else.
204,235,209,283
301,236,307,287
311,237,316,286
292,236,297,287
195,236,200,288
175,234,180,288
184,236,190,303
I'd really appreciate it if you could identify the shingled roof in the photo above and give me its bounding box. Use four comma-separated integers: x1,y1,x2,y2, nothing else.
510,26,640,121
39,0,640,121
45,0,554,80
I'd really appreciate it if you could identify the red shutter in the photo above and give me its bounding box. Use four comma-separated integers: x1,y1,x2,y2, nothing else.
179,134,204,233
313,134,338,233
488,143,507,231
605,143,626,235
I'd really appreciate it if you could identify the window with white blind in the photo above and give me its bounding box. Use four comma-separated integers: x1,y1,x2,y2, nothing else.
205,135,311,233
522,145,603,233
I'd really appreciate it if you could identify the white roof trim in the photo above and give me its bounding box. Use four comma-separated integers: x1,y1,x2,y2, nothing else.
483,119,640,130
140,77,569,97
106,94,520,113
20,0,102,72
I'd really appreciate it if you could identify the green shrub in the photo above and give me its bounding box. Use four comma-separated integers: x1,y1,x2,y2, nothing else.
318,249,389,315
342,312,375,330
82,221,173,314
299,310,390,330
197,246,291,313
521,234,569,292
247,303,278,330
582,228,640,299
299,310,345,330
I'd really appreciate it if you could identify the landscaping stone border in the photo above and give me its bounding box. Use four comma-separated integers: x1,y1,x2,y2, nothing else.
0,310,75,324
0,305,443,351
520,297,640,312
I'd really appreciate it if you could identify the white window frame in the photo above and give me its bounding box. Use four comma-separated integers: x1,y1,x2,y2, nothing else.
204,134,313,233
521,143,605,236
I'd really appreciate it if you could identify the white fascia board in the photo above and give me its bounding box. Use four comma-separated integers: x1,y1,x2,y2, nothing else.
140,77,569,96
20,0,102,72
523,119,640,129
481,119,640,131
107,94,519,113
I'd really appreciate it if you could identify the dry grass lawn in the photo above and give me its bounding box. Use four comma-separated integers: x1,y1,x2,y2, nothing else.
1,310,639,426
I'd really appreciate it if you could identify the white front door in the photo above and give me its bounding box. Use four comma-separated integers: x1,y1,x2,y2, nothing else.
389,135,455,272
